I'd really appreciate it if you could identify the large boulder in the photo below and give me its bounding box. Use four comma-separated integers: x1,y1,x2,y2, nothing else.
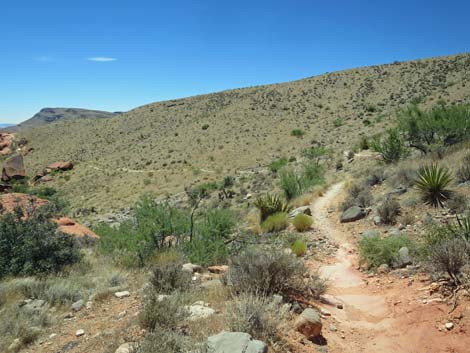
393,247,412,268
47,161,73,171
207,332,267,353
340,206,366,223
0,133,14,156
294,308,322,339
2,154,26,181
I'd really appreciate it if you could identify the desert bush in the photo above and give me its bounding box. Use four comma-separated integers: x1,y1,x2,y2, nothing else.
370,129,409,163
268,157,288,173
341,182,372,211
139,293,189,332
280,163,324,200
0,208,81,278
359,235,414,269
137,331,189,353
254,194,291,222
398,104,470,152
148,256,191,294
456,156,470,183
415,164,453,207
261,212,288,233
292,214,313,232
226,247,314,296
97,197,190,267
366,168,386,186
291,239,307,257
447,194,469,214
428,237,469,284
390,165,417,188
226,293,288,347
377,197,401,225
290,129,304,137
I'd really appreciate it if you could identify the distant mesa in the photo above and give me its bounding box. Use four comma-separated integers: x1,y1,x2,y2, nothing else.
5,107,119,131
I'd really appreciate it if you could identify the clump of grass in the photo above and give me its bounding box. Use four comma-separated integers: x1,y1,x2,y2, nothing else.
369,129,409,163
290,129,304,137
268,157,288,173
261,212,288,233
291,239,308,257
341,182,372,211
292,213,313,232
415,164,453,207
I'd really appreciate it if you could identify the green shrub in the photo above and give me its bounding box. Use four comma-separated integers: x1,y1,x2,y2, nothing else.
341,182,372,211
254,194,291,222
291,239,307,257
333,118,344,127
0,208,81,278
370,129,409,163
268,157,288,173
290,129,304,137
279,163,324,200
226,293,288,347
377,197,401,225
185,208,236,266
97,197,190,267
201,124,209,130
292,214,313,232
398,104,470,152
225,247,323,297
415,164,453,207
261,212,288,233
359,235,414,269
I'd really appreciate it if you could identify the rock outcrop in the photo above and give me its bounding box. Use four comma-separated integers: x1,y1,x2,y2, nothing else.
340,206,366,223
206,332,267,353
1,154,26,181
47,161,73,171
0,133,14,155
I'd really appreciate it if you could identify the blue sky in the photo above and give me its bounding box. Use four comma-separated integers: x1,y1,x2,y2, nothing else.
1,0,470,123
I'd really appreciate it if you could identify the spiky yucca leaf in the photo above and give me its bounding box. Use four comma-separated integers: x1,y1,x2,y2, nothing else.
254,194,291,222
415,164,453,207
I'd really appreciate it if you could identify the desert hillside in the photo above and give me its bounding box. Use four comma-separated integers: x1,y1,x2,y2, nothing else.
16,53,470,213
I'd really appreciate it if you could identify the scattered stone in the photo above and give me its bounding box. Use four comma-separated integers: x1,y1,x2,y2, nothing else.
206,332,267,353
445,322,454,330
289,206,312,218
63,312,74,319
329,324,338,332
186,302,216,320
340,206,366,223
49,333,57,339
62,341,79,352
47,161,74,171
394,247,412,268
199,279,223,289
320,308,331,316
377,264,390,274
118,310,127,319
373,216,382,225
294,308,323,339
22,299,45,313
71,299,84,312
182,263,203,273
86,301,93,309
75,329,85,337
115,291,130,299
207,265,229,274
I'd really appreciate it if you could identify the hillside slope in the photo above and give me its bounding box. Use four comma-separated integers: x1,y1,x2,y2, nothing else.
11,108,118,130
19,53,470,213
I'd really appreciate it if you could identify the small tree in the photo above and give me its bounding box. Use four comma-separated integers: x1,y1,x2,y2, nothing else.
370,129,409,163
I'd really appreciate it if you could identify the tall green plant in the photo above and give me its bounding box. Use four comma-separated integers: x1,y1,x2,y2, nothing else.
370,129,409,163
254,194,291,221
415,164,453,207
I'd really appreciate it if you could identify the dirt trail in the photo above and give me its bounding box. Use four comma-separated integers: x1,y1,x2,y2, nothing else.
309,182,470,353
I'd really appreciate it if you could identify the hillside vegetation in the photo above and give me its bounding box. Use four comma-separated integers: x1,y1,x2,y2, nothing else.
18,53,470,213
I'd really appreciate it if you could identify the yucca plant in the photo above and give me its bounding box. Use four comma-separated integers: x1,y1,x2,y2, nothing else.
254,194,291,222
415,164,453,207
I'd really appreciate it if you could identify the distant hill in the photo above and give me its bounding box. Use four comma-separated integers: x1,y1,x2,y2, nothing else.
0,123,15,128
10,108,118,130
19,53,470,212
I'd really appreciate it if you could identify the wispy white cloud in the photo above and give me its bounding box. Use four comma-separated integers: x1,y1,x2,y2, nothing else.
35,55,55,62
87,56,117,62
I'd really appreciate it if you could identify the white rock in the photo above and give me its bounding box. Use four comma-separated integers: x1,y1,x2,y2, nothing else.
76,329,85,337
114,291,130,299
49,333,57,339
115,343,132,353
186,303,215,320
445,322,454,330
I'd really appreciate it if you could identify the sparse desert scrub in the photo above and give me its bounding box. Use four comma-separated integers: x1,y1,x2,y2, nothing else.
370,129,409,163
226,293,289,349
359,234,415,269
290,238,308,257
341,182,373,211
377,197,401,225
254,194,291,222
148,253,192,294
